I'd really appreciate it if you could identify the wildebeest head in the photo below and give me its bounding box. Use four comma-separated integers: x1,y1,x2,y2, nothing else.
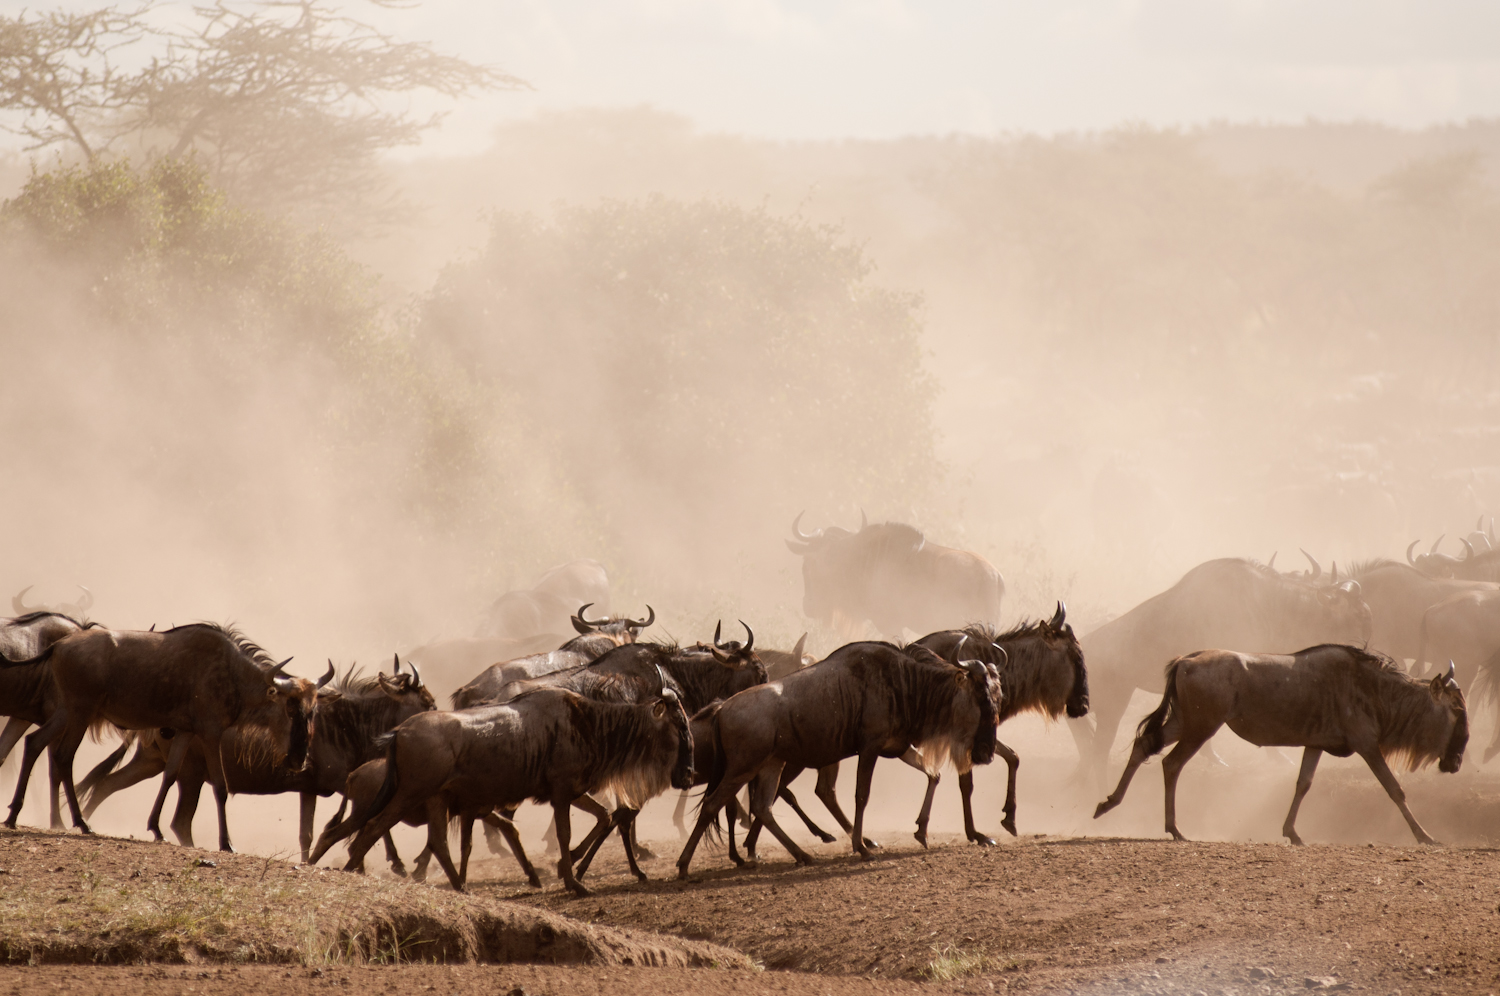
11,585,93,619
784,511,868,622
707,620,769,686
261,657,323,772
570,602,655,645
1311,575,1373,646
1431,662,1468,774
1043,602,1090,719
375,654,437,712
656,685,696,790
960,658,1002,767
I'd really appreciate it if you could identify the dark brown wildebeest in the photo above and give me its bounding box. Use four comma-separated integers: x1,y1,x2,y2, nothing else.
1094,645,1467,845
1074,558,1371,783
10,586,93,619
79,656,430,861
448,604,654,710
785,512,1004,639
675,641,1001,878
9,623,320,851
313,684,694,895
0,611,96,828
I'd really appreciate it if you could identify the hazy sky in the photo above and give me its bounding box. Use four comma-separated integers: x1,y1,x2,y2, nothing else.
6,0,1500,153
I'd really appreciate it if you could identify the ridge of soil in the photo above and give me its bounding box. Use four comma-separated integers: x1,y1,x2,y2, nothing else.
0,828,746,969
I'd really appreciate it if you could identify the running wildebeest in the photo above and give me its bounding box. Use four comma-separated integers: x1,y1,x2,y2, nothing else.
0,610,96,828
79,656,429,861
675,640,1001,878
449,604,654,709
7,623,320,852
314,684,694,895
1093,645,1468,845
1074,557,1371,782
785,512,1004,639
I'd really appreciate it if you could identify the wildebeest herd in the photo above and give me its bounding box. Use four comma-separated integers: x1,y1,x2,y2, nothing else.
0,513,1493,897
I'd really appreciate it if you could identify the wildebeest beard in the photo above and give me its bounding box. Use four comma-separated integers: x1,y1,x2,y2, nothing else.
232,691,311,771
1440,705,1469,773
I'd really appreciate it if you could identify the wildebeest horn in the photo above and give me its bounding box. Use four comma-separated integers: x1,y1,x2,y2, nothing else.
1461,538,1474,560
1446,660,1456,682
713,620,724,648
633,605,655,629
1407,540,1420,566
270,656,293,677
1300,549,1321,580
1268,551,1277,570
75,586,93,612
1050,601,1066,629
317,660,336,688
407,659,422,688
962,659,986,681
1330,562,1338,583
656,663,670,693
738,620,754,653
575,602,605,628
392,653,402,675
858,507,868,530
1337,579,1362,597
1430,534,1445,555
11,586,36,615
792,632,807,661
790,511,821,542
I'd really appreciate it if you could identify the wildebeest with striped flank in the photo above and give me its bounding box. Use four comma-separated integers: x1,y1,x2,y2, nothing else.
1093,645,1468,845
314,684,694,895
6,623,320,852
675,640,1001,878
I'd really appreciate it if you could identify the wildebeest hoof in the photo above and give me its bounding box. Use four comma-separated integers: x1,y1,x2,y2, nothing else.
631,843,657,860
912,830,928,848
634,871,649,883
973,834,997,847
1001,815,1018,837
816,831,836,843
567,883,592,897
862,837,881,849
1093,801,1114,819
1285,835,1304,846
1168,830,1188,842
390,863,408,879
526,874,543,888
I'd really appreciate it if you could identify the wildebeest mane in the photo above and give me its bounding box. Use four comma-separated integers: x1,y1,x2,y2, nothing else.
868,641,987,771
6,611,96,629
165,622,279,670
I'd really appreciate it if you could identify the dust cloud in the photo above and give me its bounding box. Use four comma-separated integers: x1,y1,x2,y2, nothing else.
2,108,1498,858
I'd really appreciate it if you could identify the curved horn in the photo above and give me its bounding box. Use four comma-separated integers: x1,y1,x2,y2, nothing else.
270,656,293,677
792,632,807,661
1300,549,1321,580
1050,601,1066,629
1447,660,1457,684
713,620,724,648
576,602,607,627
1462,538,1475,561
1407,540,1420,566
738,620,754,654
656,663,670,693
859,507,869,530
407,659,422,689
392,652,401,675
632,605,655,629
74,586,93,612
962,659,987,681
1338,579,1362,597
11,586,36,615
316,660,336,689
790,511,821,542
1430,534,1445,555
1268,551,1277,570
1330,562,1338,584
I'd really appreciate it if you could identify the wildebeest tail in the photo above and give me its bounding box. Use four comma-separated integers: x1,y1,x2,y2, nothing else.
1134,659,1182,758
77,738,132,797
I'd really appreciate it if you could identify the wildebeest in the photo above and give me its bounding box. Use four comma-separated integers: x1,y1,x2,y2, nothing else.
78,656,430,861
1094,645,1468,845
675,641,1001,878
449,604,654,710
1406,527,1500,584
7,623,320,852
475,559,610,642
0,611,96,827
10,586,93,619
1074,558,1371,782
313,684,693,895
1344,559,1497,665
785,512,1004,639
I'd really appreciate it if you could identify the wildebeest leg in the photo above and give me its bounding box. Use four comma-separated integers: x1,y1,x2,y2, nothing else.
1086,689,1133,786
568,795,615,863
1281,748,1323,846
672,789,691,838
381,831,408,877
552,792,589,897
482,812,541,887
0,716,32,768
423,797,463,890
146,733,193,842
201,737,235,852
299,793,318,864
629,817,657,859
82,742,159,818
1094,702,1185,821
992,738,1021,839
1160,735,1212,842
776,785,836,842
5,712,64,829
412,845,434,882
1359,748,1438,845
458,816,474,887
677,769,758,879
813,762,878,849
47,751,65,830
850,751,882,860
322,796,347,834
169,766,204,848
748,765,816,866
900,747,940,848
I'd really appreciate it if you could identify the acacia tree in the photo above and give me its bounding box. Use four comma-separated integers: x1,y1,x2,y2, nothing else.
0,1,524,217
